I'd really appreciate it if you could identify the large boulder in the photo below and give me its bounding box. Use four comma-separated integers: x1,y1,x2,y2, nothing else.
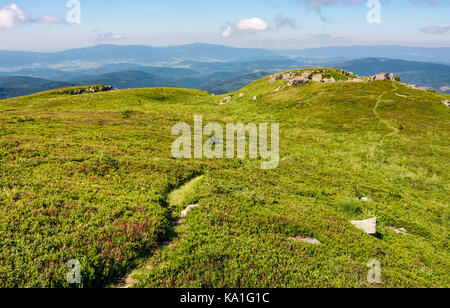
282,72,297,81
372,73,395,81
312,74,323,82
288,77,309,87
350,218,377,235
269,73,283,83
301,71,313,79
323,77,336,83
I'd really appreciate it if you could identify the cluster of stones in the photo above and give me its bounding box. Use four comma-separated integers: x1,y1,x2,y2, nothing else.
403,84,434,91
219,95,232,105
58,85,114,95
219,93,258,105
269,70,399,87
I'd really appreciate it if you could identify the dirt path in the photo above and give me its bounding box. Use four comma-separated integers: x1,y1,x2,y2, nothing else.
115,175,204,288
372,83,400,147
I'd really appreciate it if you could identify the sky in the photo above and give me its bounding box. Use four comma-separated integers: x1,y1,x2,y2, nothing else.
0,0,449,51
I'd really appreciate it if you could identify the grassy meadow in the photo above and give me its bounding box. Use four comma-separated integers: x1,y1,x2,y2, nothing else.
0,69,449,287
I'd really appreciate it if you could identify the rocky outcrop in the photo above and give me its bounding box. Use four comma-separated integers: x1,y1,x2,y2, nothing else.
58,85,113,95
269,70,399,88
282,72,297,81
288,77,308,87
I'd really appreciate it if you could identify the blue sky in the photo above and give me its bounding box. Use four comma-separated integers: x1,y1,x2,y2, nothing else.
0,0,449,51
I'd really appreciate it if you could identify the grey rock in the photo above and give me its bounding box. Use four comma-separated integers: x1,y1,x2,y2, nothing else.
301,71,313,79
372,73,395,81
269,73,283,83
442,100,450,107
288,76,309,87
282,72,297,81
323,77,336,83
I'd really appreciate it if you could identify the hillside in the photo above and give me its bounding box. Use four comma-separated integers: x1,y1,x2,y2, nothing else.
0,70,449,288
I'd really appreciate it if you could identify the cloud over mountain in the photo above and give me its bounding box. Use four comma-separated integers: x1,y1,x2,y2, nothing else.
221,18,270,38
0,3,65,30
0,4,27,29
420,24,450,35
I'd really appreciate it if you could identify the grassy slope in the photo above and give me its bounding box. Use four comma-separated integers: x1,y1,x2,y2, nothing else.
0,70,449,287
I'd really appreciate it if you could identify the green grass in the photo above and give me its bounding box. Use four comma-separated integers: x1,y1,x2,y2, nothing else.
0,71,449,288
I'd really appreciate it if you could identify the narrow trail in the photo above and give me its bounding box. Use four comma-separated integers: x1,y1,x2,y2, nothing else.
115,175,204,288
372,82,400,147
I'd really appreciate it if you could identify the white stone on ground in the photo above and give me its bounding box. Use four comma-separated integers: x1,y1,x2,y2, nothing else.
350,217,377,235
180,204,200,219
289,236,322,245
356,197,372,202
387,226,408,234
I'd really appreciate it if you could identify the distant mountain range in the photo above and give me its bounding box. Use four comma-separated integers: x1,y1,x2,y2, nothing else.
0,43,449,99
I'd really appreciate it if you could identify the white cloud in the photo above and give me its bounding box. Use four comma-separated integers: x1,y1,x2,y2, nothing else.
237,18,269,32
94,30,127,43
298,0,361,9
41,15,65,24
420,24,450,35
274,15,298,30
221,17,270,38
0,3,66,30
0,4,28,30
221,25,234,38
309,32,344,40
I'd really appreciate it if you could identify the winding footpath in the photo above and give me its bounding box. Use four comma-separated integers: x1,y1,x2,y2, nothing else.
115,176,203,288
